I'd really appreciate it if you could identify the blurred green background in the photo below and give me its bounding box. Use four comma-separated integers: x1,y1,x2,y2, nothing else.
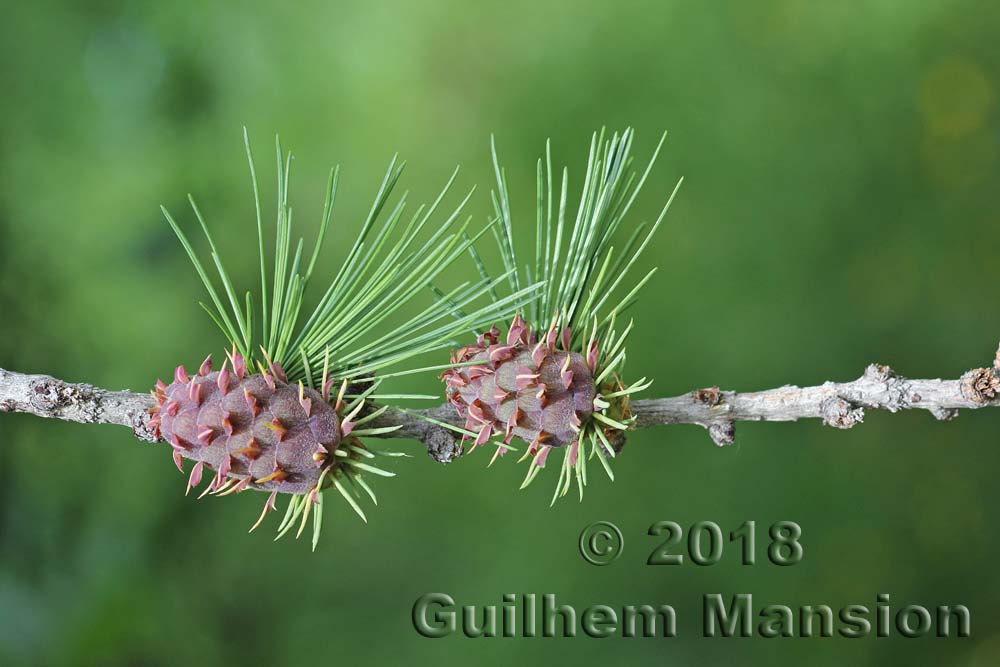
2,1,999,665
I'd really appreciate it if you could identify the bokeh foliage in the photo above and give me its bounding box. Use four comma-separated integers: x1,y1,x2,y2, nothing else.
1,1,999,665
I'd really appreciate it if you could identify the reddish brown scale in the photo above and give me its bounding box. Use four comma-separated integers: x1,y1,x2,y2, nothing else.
443,315,597,450
148,357,341,495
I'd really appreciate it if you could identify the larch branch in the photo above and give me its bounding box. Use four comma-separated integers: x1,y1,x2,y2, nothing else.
1,342,998,465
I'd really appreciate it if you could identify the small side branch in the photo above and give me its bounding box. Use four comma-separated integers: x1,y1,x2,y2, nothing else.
1,342,998,463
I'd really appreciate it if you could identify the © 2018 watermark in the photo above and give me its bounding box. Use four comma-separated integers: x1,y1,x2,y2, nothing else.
579,520,804,567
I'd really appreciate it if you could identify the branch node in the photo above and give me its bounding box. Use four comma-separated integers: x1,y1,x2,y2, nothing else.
30,378,92,419
960,368,999,405
821,396,865,429
863,363,896,382
707,421,735,446
424,429,464,464
607,428,629,454
861,363,912,412
930,406,959,421
691,386,722,407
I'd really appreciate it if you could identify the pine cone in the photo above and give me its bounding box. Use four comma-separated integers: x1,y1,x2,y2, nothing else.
442,315,597,453
148,354,340,496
